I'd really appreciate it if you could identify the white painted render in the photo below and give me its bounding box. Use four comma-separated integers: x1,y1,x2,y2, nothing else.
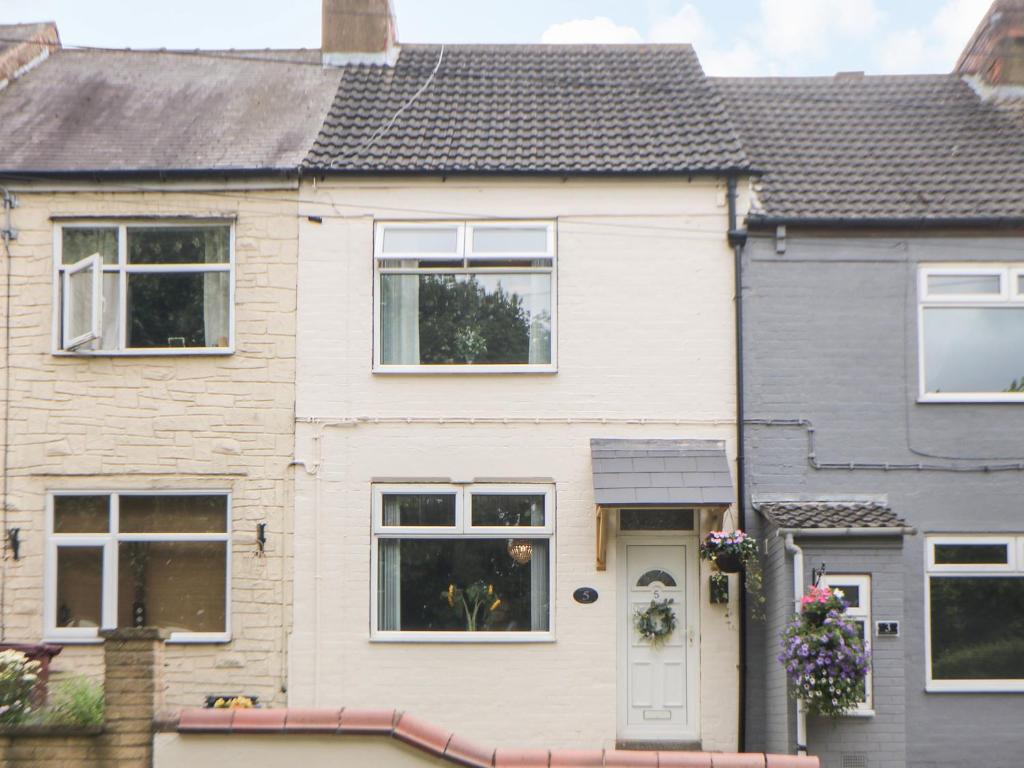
291,176,743,751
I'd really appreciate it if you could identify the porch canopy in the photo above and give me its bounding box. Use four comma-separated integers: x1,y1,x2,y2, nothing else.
590,438,734,569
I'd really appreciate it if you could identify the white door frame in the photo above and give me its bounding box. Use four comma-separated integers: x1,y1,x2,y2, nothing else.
616,532,700,742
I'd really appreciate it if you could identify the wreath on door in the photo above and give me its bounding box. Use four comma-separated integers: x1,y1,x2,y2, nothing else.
633,598,678,646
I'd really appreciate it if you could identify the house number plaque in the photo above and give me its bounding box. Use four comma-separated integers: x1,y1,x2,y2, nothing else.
573,587,599,604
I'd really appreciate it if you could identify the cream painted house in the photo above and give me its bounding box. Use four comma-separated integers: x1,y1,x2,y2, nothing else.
288,5,754,749
0,26,340,708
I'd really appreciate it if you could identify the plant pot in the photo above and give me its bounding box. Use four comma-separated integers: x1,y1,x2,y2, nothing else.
714,551,744,574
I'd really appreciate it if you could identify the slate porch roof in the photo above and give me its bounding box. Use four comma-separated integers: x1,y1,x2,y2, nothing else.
713,74,1024,225
0,45,342,174
307,44,750,174
590,438,734,507
753,499,908,530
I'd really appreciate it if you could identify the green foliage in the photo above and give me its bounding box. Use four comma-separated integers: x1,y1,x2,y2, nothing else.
932,636,1024,680
442,580,503,631
0,650,41,725
44,676,104,727
418,275,546,364
633,598,678,646
1005,377,1024,393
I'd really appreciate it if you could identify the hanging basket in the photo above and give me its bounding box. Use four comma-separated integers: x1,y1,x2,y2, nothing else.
714,551,744,574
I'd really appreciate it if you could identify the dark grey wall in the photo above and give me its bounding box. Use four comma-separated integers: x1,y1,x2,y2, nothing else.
741,230,1024,768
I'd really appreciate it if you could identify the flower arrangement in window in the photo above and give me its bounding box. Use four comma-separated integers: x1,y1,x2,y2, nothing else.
633,598,678,646
442,581,503,631
0,649,41,725
700,529,765,618
778,584,871,717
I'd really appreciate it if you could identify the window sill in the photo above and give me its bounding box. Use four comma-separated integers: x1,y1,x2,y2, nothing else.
43,633,231,645
373,365,557,375
53,348,235,358
926,681,1024,693
370,631,555,643
918,394,1024,404
842,709,875,718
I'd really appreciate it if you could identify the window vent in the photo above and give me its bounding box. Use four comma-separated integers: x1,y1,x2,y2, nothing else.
841,754,868,768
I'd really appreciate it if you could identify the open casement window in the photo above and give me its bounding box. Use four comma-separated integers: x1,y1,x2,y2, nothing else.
372,484,554,641
374,221,556,372
926,535,1024,691
918,265,1024,400
821,574,873,713
45,492,231,643
55,222,233,354
61,253,103,350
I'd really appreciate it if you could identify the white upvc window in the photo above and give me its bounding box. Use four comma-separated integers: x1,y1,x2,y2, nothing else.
918,264,1024,401
45,491,232,643
54,221,234,354
821,574,873,714
371,484,555,641
925,535,1024,692
373,221,557,373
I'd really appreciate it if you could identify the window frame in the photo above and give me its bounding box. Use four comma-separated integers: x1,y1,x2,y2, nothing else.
917,264,1024,402
372,220,557,374
44,490,232,644
61,252,103,350
370,483,555,643
52,219,236,356
820,573,873,715
924,534,1024,692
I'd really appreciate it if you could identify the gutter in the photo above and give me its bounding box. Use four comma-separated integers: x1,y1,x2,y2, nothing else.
776,526,917,538
745,214,1024,231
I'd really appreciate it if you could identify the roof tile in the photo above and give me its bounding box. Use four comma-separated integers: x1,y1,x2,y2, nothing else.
755,500,908,530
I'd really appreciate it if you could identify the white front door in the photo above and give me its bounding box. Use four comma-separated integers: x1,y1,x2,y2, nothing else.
618,539,699,742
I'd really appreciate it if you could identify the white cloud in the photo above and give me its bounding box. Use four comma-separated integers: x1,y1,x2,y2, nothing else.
649,4,708,44
872,0,991,73
876,28,928,73
758,0,882,60
699,40,762,77
932,0,991,60
541,17,643,44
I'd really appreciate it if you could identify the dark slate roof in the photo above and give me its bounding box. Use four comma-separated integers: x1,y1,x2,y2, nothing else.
754,499,908,530
307,44,749,174
0,48,342,174
590,439,734,507
713,74,1024,224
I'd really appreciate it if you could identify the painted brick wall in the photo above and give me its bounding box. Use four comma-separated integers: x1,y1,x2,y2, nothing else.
291,177,742,751
0,187,296,708
741,230,1024,768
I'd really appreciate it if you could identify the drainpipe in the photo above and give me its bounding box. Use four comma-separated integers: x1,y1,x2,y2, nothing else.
783,533,807,756
726,176,748,750
0,187,15,643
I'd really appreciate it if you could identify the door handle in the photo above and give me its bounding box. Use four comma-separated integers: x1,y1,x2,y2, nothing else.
687,628,694,647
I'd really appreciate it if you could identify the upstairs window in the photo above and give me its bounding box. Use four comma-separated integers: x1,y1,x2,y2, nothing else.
373,222,556,372
919,265,1024,400
55,222,233,354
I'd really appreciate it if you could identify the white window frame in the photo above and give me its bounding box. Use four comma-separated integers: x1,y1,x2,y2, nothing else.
918,264,1024,402
372,220,557,374
44,490,232,644
370,483,555,642
61,253,103,350
820,574,873,715
52,220,235,356
924,534,1024,692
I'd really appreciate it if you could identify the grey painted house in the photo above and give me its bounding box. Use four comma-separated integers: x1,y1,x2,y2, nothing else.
717,3,1024,767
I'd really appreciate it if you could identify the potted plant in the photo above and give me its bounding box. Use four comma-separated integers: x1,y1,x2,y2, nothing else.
778,584,871,717
700,529,756,574
0,649,41,725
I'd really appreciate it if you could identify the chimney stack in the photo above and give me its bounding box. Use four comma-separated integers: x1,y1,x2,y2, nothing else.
957,0,1024,87
322,0,398,67
0,22,59,85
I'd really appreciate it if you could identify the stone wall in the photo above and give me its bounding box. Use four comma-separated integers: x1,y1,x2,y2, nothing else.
0,186,297,708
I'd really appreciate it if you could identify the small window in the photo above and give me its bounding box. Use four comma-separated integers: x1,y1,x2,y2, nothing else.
619,508,695,531
373,485,553,639
636,569,677,587
55,222,233,354
918,265,1024,399
46,492,231,642
821,574,872,712
374,221,555,372
926,535,1024,691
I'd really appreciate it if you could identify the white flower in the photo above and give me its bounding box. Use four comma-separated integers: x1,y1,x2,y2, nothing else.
833,589,844,598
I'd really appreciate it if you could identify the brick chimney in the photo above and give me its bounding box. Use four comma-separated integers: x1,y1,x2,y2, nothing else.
0,22,59,85
957,0,1024,86
322,0,398,67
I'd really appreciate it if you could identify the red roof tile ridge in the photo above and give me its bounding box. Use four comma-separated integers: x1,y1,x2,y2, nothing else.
175,707,820,768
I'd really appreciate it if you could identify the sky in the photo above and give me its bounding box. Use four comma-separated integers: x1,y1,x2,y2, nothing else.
0,0,993,76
